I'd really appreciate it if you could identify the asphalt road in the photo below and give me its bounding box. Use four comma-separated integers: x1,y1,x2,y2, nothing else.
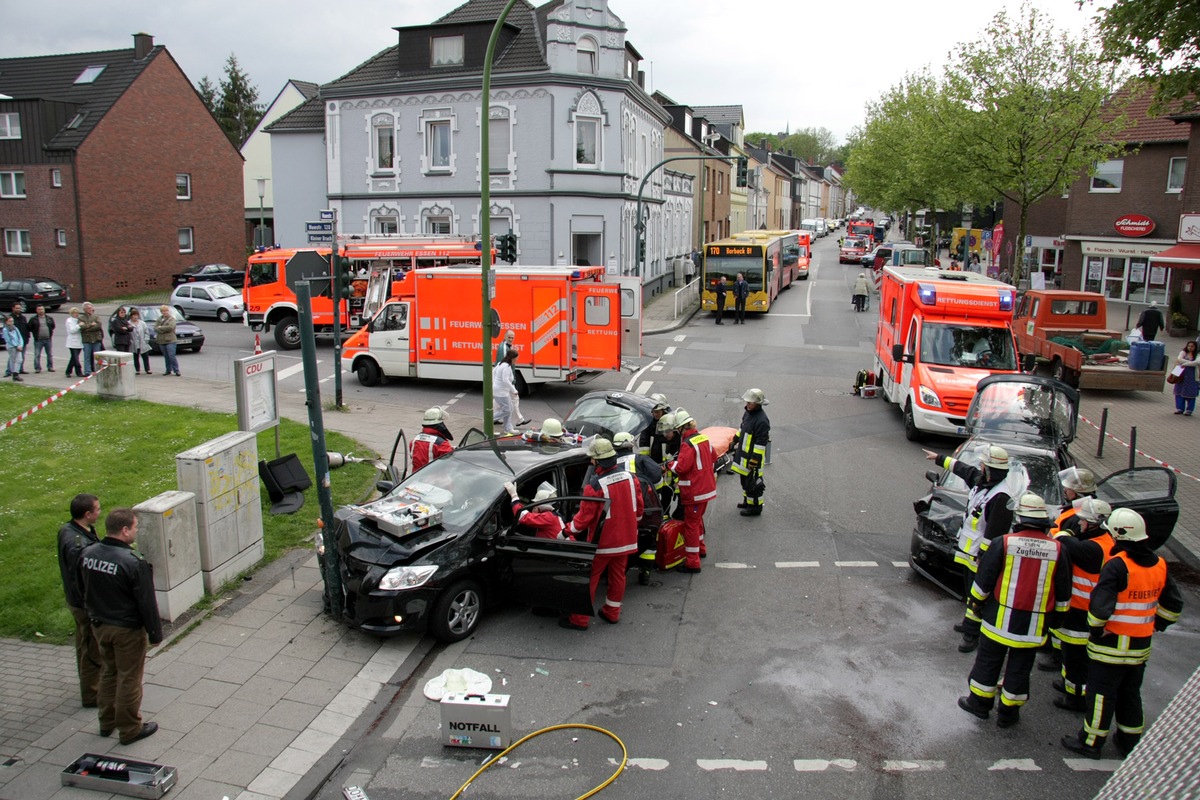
173,235,1200,799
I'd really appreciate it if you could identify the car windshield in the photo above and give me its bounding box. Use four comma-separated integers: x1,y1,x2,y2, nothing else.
940,441,1065,507
133,306,184,323
920,322,1017,370
207,284,239,299
383,453,510,534
565,396,644,439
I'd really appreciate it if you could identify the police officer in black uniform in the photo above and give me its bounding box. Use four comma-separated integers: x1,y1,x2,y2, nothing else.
79,508,162,745
732,388,770,516
58,493,103,708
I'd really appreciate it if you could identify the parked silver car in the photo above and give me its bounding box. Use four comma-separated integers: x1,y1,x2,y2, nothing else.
169,281,244,322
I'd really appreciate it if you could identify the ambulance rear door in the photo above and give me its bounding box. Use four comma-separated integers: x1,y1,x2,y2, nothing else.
571,283,622,372
616,276,643,358
530,284,568,379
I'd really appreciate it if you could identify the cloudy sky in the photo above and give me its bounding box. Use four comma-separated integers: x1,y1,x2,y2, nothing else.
2,0,1100,142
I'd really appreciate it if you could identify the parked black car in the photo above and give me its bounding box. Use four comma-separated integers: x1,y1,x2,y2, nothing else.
109,305,205,353
171,263,245,289
325,433,660,641
909,375,1179,597
0,277,68,310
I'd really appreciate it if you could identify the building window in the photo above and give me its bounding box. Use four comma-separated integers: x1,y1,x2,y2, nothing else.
488,108,511,173
427,120,451,170
4,229,31,256
577,37,597,74
575,118,599,166
66,112,87,130
0,112,20,139
431,35,464,67
0,171,26,198
51,169,62,188
176,173,191,200
718,171,724,194
425,216,451,235
74,65,106,84
373,115,395,172
1090,159,1123,192
1168,157,1187,193
56,229,67,247
373,216,398,234
178,227,194,253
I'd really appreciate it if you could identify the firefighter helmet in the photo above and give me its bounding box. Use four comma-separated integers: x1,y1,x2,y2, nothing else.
673,409,696,429
613,431,635,449
1075,497,1112,525
1013,492,1050,521
742,388,769,405
533,481,557,503
1059,467,1097,494
981,445,1009,470
422,407,445,425
586,437,617,460
656,413,676,433
540,418,564,438
650,393,670,413
1105,507,1148,542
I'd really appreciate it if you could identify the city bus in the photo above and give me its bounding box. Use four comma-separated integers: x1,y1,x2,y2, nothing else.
700,231,802,314
244,235,490,349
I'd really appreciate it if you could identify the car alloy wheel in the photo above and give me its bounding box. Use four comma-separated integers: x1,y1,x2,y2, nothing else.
430,580,483,642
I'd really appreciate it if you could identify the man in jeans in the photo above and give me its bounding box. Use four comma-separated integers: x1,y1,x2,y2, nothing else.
28,305,56,372
10,302,30,374
78,302,104,376
732,272,750,324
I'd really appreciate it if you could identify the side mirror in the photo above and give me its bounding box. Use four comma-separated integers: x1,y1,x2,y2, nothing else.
891,343,905,362
375,480,396,495
925,470,940,484
1022,353,1037,372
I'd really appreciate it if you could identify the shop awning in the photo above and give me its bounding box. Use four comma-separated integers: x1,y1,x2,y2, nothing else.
1149,242,1200,268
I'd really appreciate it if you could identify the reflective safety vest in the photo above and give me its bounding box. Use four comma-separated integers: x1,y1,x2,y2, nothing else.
974,528,1067,648
670,431,716,503
567,467,643,555
410,429,452,471
1067,532,1115,611
955,483,1005,569
1104,552,1167,638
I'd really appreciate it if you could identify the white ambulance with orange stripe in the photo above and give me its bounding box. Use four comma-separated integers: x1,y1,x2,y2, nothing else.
341,264,632,389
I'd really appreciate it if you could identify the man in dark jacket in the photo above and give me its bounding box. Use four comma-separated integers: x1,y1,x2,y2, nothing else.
714,276,728,325
27,305,56,372
732,388,770,516
80,509,162,745
732,272,751,324
57,493,102,707
1135,302,1166,341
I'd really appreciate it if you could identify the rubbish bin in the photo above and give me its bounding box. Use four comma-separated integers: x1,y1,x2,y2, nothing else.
1129,340,1152,371
1147,340,1166,371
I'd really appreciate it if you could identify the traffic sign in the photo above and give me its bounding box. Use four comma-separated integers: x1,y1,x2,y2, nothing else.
320,209,336,221
306,222,333,233
307,233,334,243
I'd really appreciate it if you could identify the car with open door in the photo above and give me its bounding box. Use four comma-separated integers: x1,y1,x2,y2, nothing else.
324,431,661,642
909,374,1178,597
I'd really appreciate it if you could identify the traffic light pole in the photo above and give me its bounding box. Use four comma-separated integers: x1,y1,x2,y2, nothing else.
634,155,742,277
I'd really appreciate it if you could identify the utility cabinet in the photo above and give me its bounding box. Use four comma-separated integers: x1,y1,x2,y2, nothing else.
176,431,264,593
132,491,202,622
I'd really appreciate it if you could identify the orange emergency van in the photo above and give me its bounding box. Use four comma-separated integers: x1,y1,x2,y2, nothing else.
342,264,625,388
874,266,1019,441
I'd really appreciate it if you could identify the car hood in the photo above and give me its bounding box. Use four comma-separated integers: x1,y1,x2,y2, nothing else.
337,506,461,567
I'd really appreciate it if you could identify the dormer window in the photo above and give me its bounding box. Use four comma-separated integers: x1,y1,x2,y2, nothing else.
74,65,106,84
67,112,87,129
432,35,464,67
577,37,597,75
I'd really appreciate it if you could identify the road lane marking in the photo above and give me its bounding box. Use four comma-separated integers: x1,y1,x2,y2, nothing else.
635,380,653,395
883,760,944,772
713,562,754,569
444,390,468,408
278,361,317,381
988,759,1041,771
1064,759,1122,772
651,365,663,371
892,561,908,567
697,759,768,772
663,346,677,356
674,334,686,342
776,561,820,568
834,561,879,567
625,359,661,392
609,758,670,770
794,759,857,772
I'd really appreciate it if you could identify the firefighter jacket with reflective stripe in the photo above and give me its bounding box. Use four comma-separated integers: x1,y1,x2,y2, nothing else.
1051,506,1085,536
410,426,453,472
510,500,568,540
731,406,770,476
78,538,163,644
1086,549,1182,665
1056,531,1115,612
617,452,663,486
669,430,716,503
935,455,1013,569
971,526,1071,648
567,464,643,555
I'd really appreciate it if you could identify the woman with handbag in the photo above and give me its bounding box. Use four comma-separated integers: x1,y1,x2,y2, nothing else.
1171,340,1199,415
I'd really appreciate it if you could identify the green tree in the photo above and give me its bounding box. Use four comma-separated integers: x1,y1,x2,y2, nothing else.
1087,0,1200,111
944,3,1128,283
197,54,263,148
197,75,217,114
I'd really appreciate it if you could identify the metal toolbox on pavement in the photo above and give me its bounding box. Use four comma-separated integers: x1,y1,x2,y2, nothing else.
61,753,178,799
440,693,513,749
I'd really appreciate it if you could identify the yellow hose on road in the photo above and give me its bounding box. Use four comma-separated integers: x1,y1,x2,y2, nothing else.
447,723,628,800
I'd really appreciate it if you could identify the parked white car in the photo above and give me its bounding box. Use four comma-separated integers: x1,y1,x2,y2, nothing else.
170,280,244,322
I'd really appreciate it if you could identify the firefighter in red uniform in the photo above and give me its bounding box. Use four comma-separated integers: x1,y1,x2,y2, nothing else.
1062,508,1184,759
561,438,644,630
958,493,1071,728
667,409,716,573
1049,497,1114,711
504,481,569,540
410,407,454,472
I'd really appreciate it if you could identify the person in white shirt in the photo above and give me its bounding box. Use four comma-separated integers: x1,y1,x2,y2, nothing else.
492,348,521,434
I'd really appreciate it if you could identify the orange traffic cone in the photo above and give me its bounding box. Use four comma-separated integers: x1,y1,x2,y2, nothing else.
254,333,262,355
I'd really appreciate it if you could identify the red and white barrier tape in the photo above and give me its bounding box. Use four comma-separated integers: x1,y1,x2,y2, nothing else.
1,361,112,432
1078,412,1200,484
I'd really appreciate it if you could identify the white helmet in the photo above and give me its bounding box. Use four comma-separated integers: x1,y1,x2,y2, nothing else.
1075,497,1112,525
1105,507,1148,542
656,412,676,433
742,388,768,405
650,393,670,413
613,431,635,449
1059,467,1096,494
540,418,564,438
586,437,617,460
533,481,557,503
673,408,696,429
1013,492,1049,521
422,407,445,425
981,445,1009,470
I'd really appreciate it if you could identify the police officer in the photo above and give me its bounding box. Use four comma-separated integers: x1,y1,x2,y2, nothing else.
410,407,454,472
562,439,643,630
57,493,102,708
79,509,162,745
958,494,1071,729
1062,508,1184,759
668,409,716,573
1049,497,1114,711
923,444,1014,653
732,388,770,517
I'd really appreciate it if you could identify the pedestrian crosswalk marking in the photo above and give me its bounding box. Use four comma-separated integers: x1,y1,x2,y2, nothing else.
794,759,857,772
673,334,686,342
663,346,677,356
1064,759,1122,772
775,561,820,568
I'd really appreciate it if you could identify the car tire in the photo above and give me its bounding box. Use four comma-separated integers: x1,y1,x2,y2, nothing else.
429,579,483,643
356,360,381,387
273,315,301,350
904,399,922,442
217,308,232,323
174,306,187,320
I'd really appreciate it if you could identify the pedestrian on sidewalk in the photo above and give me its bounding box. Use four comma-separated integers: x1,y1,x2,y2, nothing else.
57,494,103,708
3,315,24,380
28,305,56,372
128,308,152,375
109,307,133,354
10,302,29,374
493,348,521,433
78,302,104,376
1172,340,1198,415
64,308,84,378
732,272,750,324
154,305,180,376
714,276,728,325
79,508,162,745
1136,302,1166,342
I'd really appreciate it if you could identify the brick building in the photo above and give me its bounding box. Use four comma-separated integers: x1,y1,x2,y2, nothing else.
0,34,243,300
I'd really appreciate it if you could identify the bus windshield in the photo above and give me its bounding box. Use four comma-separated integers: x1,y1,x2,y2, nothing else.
706,256,763,289
919,322,1016,370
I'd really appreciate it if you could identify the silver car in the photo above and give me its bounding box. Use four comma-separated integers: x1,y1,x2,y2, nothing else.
170,281,244,322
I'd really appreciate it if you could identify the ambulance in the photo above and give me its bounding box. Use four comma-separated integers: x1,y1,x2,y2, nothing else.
342,264,634,389
874,266,1019,441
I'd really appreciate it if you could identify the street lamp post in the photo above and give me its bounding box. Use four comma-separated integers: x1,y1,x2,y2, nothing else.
255,177,268,249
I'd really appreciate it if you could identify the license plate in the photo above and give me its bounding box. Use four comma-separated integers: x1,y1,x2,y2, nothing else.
955,426,967,435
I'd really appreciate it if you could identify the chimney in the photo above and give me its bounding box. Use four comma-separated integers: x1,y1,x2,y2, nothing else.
637,70,645,88
133,33,153,60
